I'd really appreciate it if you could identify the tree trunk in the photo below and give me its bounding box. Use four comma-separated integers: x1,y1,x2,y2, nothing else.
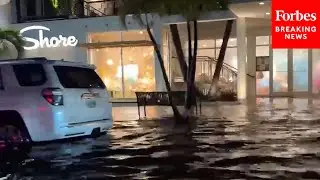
184,21,198,118
145,23,182,120
169,24,187,81
184,20,192,110
169,24,202,97
208,20,234,96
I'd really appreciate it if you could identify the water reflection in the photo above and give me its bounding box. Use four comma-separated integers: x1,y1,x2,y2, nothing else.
2,98,320,179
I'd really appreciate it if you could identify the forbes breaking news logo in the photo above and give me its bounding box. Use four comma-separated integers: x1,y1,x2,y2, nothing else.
274,10,317,40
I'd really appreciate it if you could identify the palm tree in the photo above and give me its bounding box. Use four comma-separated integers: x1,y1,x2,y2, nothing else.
119,0,228,120
208,20,234,96
0,29,25,58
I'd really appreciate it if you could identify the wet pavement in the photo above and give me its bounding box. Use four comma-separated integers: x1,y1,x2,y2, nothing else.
2,98,320,179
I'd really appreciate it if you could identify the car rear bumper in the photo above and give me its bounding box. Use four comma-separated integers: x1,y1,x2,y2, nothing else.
31,118,113,142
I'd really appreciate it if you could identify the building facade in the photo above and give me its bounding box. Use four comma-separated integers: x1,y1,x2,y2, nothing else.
3,0,320,101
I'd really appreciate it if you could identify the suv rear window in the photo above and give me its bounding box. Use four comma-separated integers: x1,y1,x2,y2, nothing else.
13,64,47,86
54,66,105,89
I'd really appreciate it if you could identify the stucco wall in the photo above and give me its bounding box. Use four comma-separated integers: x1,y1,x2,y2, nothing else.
0,2,11,27
10,15,158,62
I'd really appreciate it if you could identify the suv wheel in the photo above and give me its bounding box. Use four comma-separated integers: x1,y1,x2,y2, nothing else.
0,123,31,151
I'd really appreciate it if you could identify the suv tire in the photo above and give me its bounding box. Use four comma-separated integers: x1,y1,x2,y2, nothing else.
0,118,31,152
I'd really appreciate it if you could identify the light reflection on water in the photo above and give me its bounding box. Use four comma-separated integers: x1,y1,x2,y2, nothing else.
2,98,320,179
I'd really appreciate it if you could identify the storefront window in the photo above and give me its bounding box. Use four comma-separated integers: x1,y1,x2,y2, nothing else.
216,38,237,47
273,49,288,92
256,45,270,96
215,48,237,68
89,31,155,99
89,32,121,43
91,48,123,98
122,30,149,41
293,49,308,92
122,47,155,98
312,49,320,93
197,49,215,58
256,36,269,46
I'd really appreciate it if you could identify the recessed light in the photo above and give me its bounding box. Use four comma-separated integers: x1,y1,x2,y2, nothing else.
265,12,270,15
259,2,265,5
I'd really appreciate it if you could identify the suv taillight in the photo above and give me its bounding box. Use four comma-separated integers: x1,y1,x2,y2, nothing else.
42,88,63,106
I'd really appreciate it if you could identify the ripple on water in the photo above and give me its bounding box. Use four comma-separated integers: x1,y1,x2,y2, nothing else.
2,100,320,179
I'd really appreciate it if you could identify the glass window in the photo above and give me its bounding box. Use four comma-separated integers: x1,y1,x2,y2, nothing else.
197,49,215,58
26,0,36,16
89,32,121,43
216,38,237,47
13,64,47,86
215,48,237,69
122,46,155,98
293,49,308,92
256,45,270,96
312,49,320,93
90,46,155,99
256,46,269,56
91,48,123,98
256,36,270,45
198,40,215,48
54,66,105,89
121,30,150,41
256,71,270,95
273,49,288,92
85,0,116,16
184,40,215,49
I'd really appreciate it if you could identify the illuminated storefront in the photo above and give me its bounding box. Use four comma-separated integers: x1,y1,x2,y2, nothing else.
11,0,320,100
87,31,156,99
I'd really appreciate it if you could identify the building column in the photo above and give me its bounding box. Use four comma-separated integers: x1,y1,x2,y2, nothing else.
152,15,166,91
246,35,256,99
0,1,12,27
236,18,247,100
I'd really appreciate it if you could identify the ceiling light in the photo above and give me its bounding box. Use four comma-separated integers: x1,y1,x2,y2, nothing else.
106,59,113,65
259,2,265,5
265,12,270,15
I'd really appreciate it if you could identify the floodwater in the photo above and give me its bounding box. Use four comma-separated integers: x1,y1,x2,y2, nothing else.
2,98,320,179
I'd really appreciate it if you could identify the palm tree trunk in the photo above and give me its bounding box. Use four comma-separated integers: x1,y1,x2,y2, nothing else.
169,24,202,97
184,20,192,111
208,20,234,96
145,23,182,120
169,24,187,81
185,20,198,110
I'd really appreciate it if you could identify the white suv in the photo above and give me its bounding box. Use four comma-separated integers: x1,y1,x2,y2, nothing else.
0,57,113,144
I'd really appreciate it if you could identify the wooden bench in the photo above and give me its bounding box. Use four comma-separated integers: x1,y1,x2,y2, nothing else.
135,91,202,118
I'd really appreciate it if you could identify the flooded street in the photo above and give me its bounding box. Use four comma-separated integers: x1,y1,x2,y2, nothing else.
2,98,320,179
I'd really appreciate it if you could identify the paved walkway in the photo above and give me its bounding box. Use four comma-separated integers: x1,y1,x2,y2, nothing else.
111,98,315,121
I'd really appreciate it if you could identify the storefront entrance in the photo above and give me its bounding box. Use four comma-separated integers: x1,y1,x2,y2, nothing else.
85,31,156,99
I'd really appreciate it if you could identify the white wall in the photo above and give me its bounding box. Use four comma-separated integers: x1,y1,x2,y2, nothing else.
11,15,157,62
10,10,238,91
0,2,11,27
